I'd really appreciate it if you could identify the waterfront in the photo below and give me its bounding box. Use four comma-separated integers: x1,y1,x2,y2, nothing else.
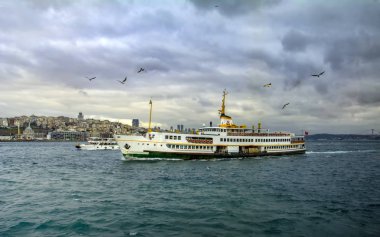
1,141,380,236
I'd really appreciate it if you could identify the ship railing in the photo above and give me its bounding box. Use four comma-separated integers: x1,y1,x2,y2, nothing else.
227,132,290,137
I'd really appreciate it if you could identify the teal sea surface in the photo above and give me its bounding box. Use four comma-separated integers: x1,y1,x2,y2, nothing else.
1,140,380,236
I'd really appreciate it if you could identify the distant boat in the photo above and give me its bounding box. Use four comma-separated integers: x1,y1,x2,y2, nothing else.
114,90,306,160
75,138,119,150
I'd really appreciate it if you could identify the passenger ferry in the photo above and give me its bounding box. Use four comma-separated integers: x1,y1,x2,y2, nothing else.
75,138,119,150
115,90,306,159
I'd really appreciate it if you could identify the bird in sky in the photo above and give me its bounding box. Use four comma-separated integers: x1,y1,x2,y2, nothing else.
118,76,127,84
263,83,272,87
86,76,96,81
137,68,145,73
282,103,290,109
311,71,325,77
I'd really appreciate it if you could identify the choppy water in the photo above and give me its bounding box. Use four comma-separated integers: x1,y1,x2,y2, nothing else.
1,140,380,236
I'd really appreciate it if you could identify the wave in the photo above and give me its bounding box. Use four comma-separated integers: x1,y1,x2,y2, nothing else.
307,150,376,154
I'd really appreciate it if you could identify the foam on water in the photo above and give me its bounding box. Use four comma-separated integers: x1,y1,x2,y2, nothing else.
306,150,376,154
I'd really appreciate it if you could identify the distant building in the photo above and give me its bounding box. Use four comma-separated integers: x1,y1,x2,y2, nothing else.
78,112,84,120
22,123,35,140
49,131,88,141
0,118,8,127
132,119,139,128
176,124,184,132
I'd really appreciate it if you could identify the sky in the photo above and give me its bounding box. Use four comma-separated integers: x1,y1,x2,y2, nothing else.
0,0,379,134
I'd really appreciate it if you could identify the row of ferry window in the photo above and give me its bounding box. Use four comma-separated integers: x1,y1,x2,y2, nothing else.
202,128,227,132
165,135,182,140
167,144,212,150
220,138,291,142
137,143,163,147
267,145,297,149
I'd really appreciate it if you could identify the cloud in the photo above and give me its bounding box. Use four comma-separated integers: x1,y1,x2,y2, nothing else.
190,0,281,16
282,30,310,52
0,0,379,133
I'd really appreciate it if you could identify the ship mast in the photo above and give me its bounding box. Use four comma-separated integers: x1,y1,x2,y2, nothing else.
148,99,153,133
219,89,228,116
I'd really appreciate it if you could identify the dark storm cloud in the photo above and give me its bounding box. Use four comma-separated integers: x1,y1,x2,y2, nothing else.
282,30,310,52
324,32,380,71
190,0,281,16
346,86,380,105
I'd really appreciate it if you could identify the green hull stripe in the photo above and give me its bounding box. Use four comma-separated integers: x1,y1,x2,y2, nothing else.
123,150,306,160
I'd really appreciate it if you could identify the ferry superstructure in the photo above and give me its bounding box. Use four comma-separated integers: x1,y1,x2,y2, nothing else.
115,90,306,159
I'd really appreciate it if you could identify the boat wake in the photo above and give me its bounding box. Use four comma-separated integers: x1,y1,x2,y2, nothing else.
121,157,183,161
306,150,376,154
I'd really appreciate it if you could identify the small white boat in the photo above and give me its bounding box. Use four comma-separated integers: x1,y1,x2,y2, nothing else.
75,138,120,150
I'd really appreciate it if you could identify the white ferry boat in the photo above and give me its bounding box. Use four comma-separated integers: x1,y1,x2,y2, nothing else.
115,90,306,159
75,138,119,150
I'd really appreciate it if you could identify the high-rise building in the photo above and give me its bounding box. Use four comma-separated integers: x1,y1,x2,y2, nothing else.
177,124,184,132
132,119,139,128
78,112,84,120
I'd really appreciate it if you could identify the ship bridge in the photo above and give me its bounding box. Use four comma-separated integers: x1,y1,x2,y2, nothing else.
218,89,246,129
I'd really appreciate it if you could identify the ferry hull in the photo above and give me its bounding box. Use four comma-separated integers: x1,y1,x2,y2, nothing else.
122,149,306,160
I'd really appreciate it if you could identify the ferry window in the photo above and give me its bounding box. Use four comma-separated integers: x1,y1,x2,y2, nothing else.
165,135,168,139
180,145,183,149
154,144,156,146
178,136,181,140
174,136,177,140
170,136,173,139
176,145,179,149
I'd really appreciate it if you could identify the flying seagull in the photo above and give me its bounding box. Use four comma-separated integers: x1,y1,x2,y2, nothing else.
137,68,145,73
86,76,96,81
311,71,325,77
118,76,127,84
282,103,290,109
263,83,272,87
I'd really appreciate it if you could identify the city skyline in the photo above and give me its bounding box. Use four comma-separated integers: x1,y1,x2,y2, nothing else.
0,0,379,134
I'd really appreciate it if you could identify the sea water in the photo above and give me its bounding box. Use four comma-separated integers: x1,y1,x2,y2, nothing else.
0,140,379,236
